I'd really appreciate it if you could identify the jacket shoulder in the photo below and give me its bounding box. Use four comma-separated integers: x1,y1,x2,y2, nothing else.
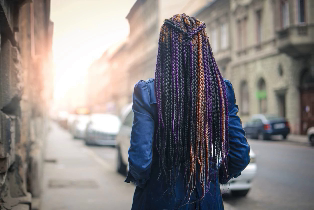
223,79,236,107
134,79,156,105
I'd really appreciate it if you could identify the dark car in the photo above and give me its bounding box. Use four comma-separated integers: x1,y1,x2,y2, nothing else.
244,114,290,140
84,114,121,146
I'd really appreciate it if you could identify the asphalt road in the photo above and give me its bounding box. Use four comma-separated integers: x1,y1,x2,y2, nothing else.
223,139,314,210
87,138,314,210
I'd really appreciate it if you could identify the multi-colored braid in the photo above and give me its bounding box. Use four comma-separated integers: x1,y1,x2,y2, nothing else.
154,14,229,204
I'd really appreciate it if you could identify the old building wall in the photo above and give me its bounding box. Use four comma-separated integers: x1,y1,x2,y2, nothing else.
126,0,159,85
86,0,313,134
228,0,314,134
0,0,53,209
123,0,159,112
231,53,304,133
87,52,110,112
86,0,216,115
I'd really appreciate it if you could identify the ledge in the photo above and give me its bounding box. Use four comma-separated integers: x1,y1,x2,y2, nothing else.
276,24,314,58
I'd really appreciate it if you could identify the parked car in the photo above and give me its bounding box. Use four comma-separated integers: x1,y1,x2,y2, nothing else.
244,114,290,140
85,114,121,146
220,149,257,197
116,104,257,197
57,111,69,128
67,114,78,133
116,104,133,174
307,127,314,146
72,115,90,139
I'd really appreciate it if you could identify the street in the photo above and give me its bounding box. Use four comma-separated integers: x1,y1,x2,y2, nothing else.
223,140,314,210
42,123,314,210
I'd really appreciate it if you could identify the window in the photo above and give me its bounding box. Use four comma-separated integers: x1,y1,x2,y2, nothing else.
280,0,290,28
242,18,247,49
237,18,247,51
298,0,306,24
237,20,242,50
252,118,263,126
257,78,267,114
220,23,228,49
256,10,262,44
278,64,284,77
264,115,284,121
240,81,249,115
211,28,218,53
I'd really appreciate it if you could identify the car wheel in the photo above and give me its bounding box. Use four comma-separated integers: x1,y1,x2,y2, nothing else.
282,134,288,140
231,189,250,197
85,137,91,146
117,146,127,175
264,134,271,140
257,132,264,140
310,135,314,147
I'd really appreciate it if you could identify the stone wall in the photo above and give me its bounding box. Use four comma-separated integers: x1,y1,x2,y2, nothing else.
0,1,53,209
195,0,314,134
227,0,314,134
230,52,304,134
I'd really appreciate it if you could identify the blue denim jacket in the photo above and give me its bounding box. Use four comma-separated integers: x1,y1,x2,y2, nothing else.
125,78,250,210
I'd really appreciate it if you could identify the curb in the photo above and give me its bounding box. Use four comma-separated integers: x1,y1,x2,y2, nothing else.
224,203,236,210
285,139,311,147
83,147,115,171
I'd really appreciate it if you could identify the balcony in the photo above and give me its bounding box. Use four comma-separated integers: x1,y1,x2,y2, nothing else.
276,24,314,58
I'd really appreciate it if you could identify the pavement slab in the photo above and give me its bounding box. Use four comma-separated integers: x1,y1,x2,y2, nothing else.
41,122,135,210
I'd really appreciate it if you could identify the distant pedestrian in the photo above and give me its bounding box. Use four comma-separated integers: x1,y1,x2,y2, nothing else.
125,14,250,210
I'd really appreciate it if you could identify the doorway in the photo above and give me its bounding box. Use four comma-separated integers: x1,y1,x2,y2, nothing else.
277,94,286,118
300,69,314,134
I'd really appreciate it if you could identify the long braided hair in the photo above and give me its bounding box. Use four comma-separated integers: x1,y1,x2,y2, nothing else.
154,14,229,203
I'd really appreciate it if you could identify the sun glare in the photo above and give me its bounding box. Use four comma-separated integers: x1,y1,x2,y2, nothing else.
51,0,135,109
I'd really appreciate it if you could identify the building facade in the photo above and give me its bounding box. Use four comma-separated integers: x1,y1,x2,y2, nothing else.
231,0,313,134
87,51,110,113
87,0,160,115
126,0,159,96
87,40,129,115
0,0,53,209
87,0,313,134
196,0,314,134
86,0,211,115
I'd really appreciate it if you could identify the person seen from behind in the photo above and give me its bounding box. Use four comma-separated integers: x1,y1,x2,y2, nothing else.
125,14,250,210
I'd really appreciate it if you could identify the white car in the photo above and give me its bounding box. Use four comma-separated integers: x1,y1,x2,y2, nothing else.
73,115,90,139
57,111,69,128
220,150,257,197
116,104,133,174
67,114,78,133
116,103,257,197
85,114,121,146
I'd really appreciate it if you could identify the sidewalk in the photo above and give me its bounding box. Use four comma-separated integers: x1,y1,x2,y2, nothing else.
41,122,135,210
270,133,309,146
286,134,309,146
41,122,235,210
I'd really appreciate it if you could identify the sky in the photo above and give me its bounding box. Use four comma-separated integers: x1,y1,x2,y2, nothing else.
51,0,136,104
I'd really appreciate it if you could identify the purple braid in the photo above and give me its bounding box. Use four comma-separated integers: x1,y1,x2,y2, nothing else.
154,14,230,205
